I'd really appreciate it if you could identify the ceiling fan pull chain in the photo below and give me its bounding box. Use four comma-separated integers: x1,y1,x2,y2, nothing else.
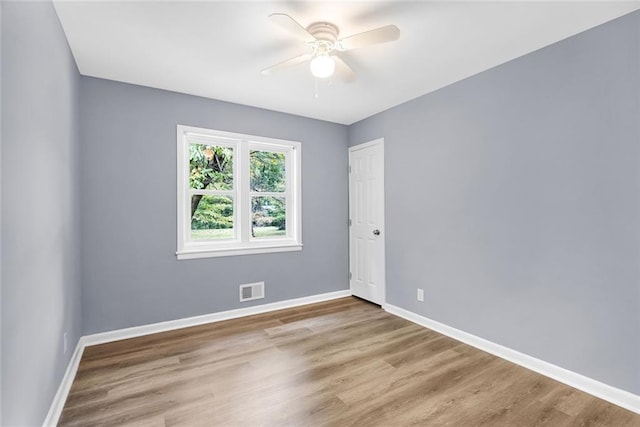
315,78,319,99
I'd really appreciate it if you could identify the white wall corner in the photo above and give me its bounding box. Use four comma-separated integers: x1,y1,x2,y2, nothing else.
42,337,86,426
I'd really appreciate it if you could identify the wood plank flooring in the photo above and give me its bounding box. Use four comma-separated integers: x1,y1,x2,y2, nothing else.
59,297,640,426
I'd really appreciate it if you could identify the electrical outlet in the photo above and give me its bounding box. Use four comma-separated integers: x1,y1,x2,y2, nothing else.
417,288,424,302
63,332,68,354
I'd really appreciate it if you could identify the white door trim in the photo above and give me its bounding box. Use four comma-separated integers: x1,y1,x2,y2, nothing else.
350,138,384,151
348,138,386,305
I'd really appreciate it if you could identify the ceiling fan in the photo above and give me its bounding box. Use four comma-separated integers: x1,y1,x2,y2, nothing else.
261,13,400,82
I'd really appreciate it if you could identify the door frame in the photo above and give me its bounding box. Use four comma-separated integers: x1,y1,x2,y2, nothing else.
348,138,386,306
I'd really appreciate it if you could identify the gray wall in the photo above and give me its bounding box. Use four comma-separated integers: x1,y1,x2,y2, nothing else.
0,3,636,424
1,1,82,425
0,2,3,422
79,77,349,335
350,11,640,394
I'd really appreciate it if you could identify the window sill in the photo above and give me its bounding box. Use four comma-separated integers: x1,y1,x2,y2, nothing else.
176,243,303,260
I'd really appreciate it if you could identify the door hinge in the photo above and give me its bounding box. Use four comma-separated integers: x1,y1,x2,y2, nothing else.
349,165,351,173
349,272,352,280
349,219,352,226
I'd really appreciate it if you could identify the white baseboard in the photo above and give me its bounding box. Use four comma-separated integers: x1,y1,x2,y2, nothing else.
384,303,640,414
44,291,638,427
42,289,350,426
42,337,86,426
83,290,351,346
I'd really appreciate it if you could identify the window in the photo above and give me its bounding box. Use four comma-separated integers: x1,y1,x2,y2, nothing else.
177,125,302,259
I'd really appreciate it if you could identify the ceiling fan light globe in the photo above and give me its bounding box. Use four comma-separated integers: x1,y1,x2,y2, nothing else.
310,55,335,78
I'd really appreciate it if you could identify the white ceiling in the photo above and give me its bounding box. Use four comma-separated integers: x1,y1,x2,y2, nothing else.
53,1,640,125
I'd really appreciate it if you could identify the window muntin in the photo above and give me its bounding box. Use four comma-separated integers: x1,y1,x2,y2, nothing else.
177,125,301,259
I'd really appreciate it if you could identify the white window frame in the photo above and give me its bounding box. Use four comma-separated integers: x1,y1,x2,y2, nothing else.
176,125,302,259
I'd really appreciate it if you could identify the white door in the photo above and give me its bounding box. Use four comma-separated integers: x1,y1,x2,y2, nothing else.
349,139,385,305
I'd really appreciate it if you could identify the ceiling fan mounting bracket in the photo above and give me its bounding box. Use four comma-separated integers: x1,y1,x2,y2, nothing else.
307,22,339,43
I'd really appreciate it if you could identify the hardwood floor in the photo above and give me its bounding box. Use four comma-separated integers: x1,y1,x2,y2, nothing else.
59,297,639,426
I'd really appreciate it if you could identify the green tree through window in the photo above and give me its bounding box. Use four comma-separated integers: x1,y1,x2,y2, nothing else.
177,125,301,259
189,144,234,238
250,150,286,238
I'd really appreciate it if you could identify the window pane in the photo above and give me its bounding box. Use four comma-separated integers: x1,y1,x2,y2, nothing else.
250,150,286,192
252,196,286,239
189,144,233,190
191,195,234,240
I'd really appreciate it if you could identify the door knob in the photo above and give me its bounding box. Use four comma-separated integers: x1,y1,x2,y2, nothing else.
373,229,381,236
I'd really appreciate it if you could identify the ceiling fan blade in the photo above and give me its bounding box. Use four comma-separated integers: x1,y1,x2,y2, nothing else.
333,56,357,83
338,25,400,51
260,53,313,76
269,13,316,43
